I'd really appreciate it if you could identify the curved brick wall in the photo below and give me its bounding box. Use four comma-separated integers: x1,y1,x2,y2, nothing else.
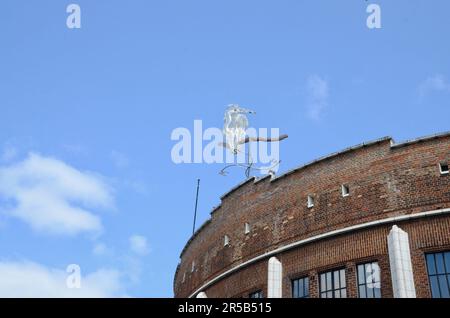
174,132,450,298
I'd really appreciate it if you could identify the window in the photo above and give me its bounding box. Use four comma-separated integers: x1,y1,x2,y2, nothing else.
439,162,449,175
224,235,230,246
357,261,381,298
245,223,250,234
341,184,350,197
319,268,347,298
426,251,450,298
292,277,309,298
307,195,314,208
249,290,263,298
191,261,195,273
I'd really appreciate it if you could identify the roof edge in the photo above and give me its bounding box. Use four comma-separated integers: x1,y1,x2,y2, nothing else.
271,136,392,183
176,131,450,264
390,131,450,149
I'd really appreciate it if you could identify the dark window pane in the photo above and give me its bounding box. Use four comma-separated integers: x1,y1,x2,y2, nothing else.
292,280,298,298
368,262,379,284
438,275,450,298
292,277,309,298
249,291,262,298
340,269,346,287
436,253,445,274
426,254,436,275
373,262,381,284
441,163,449,172
425,252,450,298
320,274,326,292
357,261,380,298
359,285,366,298
326,272,332,290
366,283,374,298
304,277,309,297
445,252,450,273
334,270,340,289
365,263,372,279
358,265,365,285
430,276,441,298
374,287,381,298
298,279,304,298
320,269,347,298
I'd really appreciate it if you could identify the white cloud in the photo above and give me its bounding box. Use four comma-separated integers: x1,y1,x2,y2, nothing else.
129,235,150,256
92,242,114,257
305,75,329,120
122,255,144,284
0,261,123,297
0,153,114,236
419,74,450,98
110,151,129,169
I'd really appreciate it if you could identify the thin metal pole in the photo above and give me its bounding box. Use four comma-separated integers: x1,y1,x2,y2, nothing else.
192,179,200,235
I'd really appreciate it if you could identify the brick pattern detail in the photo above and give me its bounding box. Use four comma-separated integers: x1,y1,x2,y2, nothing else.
174,135,450,298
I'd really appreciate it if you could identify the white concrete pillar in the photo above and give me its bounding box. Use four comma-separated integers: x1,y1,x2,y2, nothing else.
387,225,416,298
267,257,282,298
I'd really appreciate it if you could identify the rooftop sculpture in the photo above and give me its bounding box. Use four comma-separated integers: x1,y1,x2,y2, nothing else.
220,104,288,178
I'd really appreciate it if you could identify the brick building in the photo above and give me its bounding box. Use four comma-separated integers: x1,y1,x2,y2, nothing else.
174,132,450,298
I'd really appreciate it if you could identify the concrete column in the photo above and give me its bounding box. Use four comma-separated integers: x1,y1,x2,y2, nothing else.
387,225,416,298
268,257,282,298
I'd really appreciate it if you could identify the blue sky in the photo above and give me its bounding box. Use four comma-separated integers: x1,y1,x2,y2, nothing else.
0,0,449,297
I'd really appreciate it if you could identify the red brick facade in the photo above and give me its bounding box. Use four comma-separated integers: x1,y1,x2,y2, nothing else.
174,133,450,298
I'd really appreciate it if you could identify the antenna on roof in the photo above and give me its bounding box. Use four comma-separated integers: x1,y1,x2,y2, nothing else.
192,179,200,235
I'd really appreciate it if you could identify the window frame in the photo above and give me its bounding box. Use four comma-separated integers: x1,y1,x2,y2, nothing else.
224,235,230,246
425,251,450,298
292,276,310,298
356,261,381,298
319,268,347,298
341,184,350,197
244,223,250,234
307,195,315,208
439,162,449,175
249,290,263,298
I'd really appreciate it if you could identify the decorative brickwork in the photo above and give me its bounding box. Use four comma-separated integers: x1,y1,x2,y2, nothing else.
174,133,450,298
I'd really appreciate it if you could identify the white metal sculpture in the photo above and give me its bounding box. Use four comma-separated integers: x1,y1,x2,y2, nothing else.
223,104,255,154
220,104,288,178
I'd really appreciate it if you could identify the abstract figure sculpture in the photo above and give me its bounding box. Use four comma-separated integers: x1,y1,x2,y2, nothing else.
220,104,288,178
223,104,256,154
